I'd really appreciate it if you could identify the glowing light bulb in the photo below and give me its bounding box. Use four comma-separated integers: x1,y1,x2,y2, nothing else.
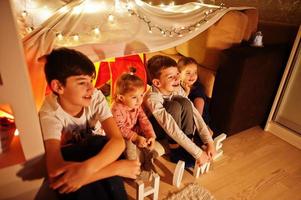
73,34,79,41
56,33,63,41
21,10,28,17
108,14,114,22
14,129,19,136
169,2,175,6
26,26,34,33
93,27,100,36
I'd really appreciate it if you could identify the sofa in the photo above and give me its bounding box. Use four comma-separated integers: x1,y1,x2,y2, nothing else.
145,9,259,98
145,8,299,136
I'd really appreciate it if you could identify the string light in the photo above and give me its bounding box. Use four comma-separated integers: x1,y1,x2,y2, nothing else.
56,33,64,41
126,2,225,38
25,26,34,33
108,14,114,22
73,34,79,41
93,27,101,36
21,10,28,17
19,0,227,43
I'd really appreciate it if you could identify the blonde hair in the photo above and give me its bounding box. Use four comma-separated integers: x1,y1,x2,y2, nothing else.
177,57,198,72
114,67,144,99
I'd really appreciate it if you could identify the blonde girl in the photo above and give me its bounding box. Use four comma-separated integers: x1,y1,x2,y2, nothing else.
111,68,156,178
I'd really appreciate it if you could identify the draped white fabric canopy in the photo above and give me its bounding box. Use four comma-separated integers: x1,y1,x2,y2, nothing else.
10,0,254,108
15,0,253,62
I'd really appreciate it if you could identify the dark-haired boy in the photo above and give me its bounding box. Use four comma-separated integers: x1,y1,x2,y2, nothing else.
39,48,140,200
144,55,216,168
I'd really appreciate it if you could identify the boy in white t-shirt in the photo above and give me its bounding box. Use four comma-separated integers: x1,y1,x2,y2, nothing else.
39,48,140,200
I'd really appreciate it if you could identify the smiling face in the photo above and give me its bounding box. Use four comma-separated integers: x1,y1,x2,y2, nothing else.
180,63,198,87
153,66,180,95
118,87,144,109
52,75,94,116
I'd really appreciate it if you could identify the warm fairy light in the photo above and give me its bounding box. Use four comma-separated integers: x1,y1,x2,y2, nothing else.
93,27,100,36
56,33,63,41
127,1,225,38
14,129,19,136
26,26,34,33
21,10,28,17
21,0,226,42
108,14,114,22
73,34,79,41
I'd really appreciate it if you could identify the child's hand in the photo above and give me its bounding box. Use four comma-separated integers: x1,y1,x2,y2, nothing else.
146,137,156,150
49,162,92,194
196,152,210,167
181,81,190,95
205,142,216,160
115,159,141,179
136,136,147,148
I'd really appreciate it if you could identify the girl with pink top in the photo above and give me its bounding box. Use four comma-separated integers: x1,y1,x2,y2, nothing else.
111,67,156,178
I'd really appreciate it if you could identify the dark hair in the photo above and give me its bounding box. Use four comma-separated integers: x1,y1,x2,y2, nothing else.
44,48,96,86
146,55,177,81
114,67,144,99
177,57,198,72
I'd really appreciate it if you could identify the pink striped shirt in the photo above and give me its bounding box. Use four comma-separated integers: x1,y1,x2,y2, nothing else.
111,102,156,140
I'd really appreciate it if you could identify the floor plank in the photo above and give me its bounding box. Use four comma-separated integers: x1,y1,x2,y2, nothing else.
125,126,301,200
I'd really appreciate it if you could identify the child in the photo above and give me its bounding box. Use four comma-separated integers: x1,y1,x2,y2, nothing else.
144,55,216,168
111,68,156,179
39,48,140,200
177,57,211,125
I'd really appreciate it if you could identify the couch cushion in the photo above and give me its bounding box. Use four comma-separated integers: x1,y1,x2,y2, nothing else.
242,9,259,40
207,10,248,49
198,66,215,98
161,47,178,55
176,10,250,71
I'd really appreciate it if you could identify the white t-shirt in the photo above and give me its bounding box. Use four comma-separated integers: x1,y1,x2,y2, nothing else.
39,89,112,145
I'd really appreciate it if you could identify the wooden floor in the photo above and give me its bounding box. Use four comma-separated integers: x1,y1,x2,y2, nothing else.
125,126,301,200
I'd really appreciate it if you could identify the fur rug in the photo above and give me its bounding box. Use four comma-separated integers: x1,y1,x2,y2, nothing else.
164,183,216,200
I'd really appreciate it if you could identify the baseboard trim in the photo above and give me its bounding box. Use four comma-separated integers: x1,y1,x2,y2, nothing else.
265,121,301,150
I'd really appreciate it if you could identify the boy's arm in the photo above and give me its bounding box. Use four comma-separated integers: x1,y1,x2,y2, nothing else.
192,105,213,144
144,92,203,159
82,117,125,172
137,107,156,138
44,139,67,177
192,105,216,159
51,159,141,194
48,117,126,193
